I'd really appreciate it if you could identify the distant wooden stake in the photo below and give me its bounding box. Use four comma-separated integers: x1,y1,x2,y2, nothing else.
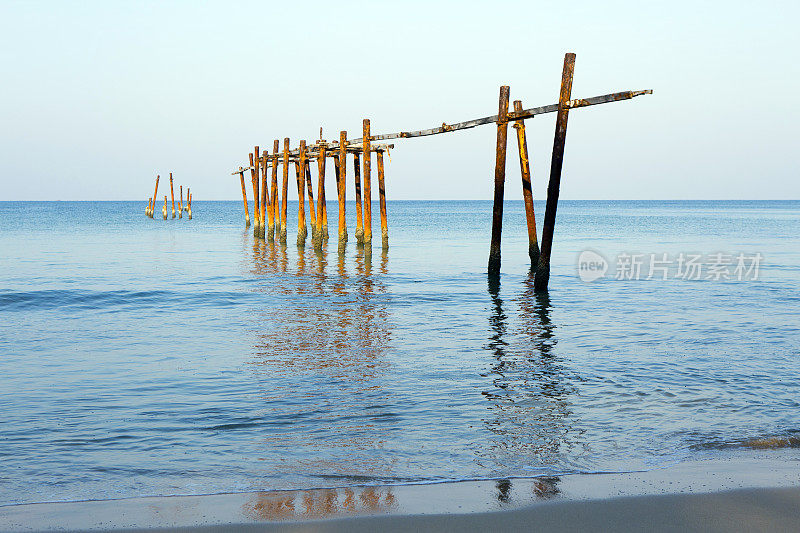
178,198,182,219
239,167,250,227
338,131,347,244
513,100,540,266
377,150,388,248
354,152,363,243
169,173,176,218
281,138,289,243
162,195,167,220
188,193,192,219
146,197,151,217
488,85,510,276
186,188,190,211
297,140,308,245
362,119,373,243
535,53,576,291
261,150,269,239
152,175,160,218
271,140,280,241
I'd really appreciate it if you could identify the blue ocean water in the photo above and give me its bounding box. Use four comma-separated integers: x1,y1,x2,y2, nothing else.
0,200,799,505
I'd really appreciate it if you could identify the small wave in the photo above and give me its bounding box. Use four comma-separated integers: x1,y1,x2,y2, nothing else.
691,435,800,451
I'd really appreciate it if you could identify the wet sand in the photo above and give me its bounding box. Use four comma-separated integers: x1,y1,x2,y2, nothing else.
2,453,799,532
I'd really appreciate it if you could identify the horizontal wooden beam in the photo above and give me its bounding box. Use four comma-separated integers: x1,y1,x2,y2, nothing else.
229,88,651,175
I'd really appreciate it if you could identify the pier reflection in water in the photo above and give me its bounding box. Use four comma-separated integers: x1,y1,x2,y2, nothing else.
245,239,393,484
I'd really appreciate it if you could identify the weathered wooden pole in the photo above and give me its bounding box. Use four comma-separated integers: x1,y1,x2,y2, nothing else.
261,150,269,239
169,173,176,218
239,167,250,227
162,195,168,219
296,140,308,246
180,185,184,210
271,139,280,241
188,192,192,219
377,150,388,248
304,156,317,240
186,188,190,212
488,86,510,276
281,138,289,243
513,100,540,266
337,131,347,245
535,53,576,291
353,152,364,243
146,198,151,217
252,147,261,238
362,119,372,244
178,197,182,219
315,141,327,250
152,175,160,217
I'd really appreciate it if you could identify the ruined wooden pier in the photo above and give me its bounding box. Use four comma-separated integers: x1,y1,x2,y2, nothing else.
145,174,193,222
231,53,651,290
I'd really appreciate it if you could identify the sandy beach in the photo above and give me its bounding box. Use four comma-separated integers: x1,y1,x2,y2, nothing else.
2,454,799,532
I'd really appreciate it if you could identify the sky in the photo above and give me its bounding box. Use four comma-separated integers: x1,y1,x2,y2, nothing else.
1,0,798,200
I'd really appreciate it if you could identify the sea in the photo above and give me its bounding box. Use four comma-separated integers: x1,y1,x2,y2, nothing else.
1,200,799,506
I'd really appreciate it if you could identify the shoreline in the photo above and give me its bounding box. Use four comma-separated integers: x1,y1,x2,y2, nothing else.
2,452,799,532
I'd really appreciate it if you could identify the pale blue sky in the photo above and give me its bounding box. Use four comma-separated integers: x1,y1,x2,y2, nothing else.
1,0,798,200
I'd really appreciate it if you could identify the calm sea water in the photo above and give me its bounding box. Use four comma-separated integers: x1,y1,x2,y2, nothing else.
1,200,799,506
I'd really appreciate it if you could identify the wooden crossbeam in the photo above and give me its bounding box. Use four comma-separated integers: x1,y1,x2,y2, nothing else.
229,88,650,175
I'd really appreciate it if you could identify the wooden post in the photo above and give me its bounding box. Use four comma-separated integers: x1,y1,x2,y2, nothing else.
337,131,347,244
297,140,308,245
169,173,176,218
239,167,250,227
152,175,160,218
249,152,259,237
362,119,372,244
535,53,576,291
188,192,192,219
304,156,317,239
186,188,190,211
178,198,182,219
146,198,151,217
252,147,261,237
315,141,326,250
377,150,388,248
281,139,289,243
271,139,280,242
261,150,269,239
162,195,167,219
180,185,184,210
488,85,510,276
513,100,540,266
354,152,363,243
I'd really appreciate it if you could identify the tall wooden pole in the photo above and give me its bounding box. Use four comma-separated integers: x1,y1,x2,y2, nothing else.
535,53,576,291
304,157,317,239
169,173,176,218
239,167,250,227
315,141,326,250
377,150,388,248
162,195,168,220
297,140,308,246
146,198,151,217
488,85,510,276
152,175,160,218
186,188,190,211
513,100,540,266
188,192,192,219
337,131,347,245
281,138,289,243
271,139,280,241
249,152,260,238
362,119,372,244
353,152,363,243
261,150,269,239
